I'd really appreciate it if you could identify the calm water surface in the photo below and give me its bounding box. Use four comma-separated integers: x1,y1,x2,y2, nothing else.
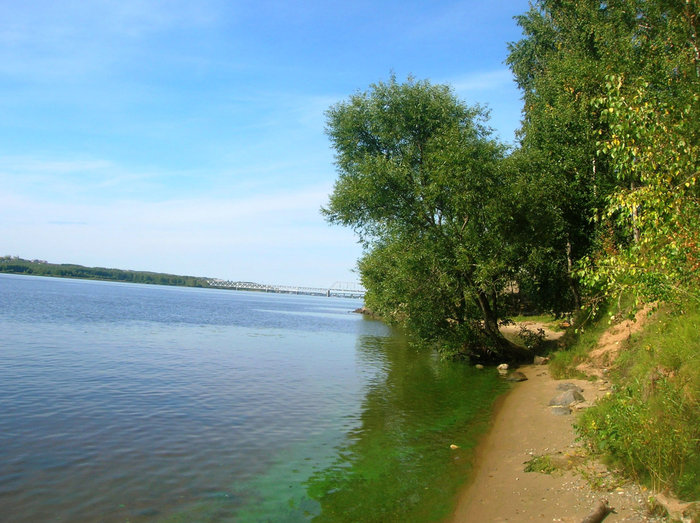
0,274,506,522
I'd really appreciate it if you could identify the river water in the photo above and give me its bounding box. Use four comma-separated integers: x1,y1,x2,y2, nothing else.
0,273,506,522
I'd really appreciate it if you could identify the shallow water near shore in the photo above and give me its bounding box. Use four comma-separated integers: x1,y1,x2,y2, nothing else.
0,273,506,522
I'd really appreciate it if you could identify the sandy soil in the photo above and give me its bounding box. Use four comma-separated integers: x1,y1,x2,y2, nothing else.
449,365,658,522
498,321,566,344
576,307,654,379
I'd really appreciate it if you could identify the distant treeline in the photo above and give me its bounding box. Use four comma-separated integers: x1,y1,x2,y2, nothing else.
0,256,211,288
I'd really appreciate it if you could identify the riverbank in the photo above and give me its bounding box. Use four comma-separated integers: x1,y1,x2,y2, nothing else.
449,365,658,522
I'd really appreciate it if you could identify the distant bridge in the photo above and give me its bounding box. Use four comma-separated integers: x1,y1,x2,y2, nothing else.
206,279,365,299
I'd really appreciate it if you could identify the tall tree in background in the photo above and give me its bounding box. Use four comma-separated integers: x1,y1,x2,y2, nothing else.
323,77,530,360
506,0,624,309
580,74,699,305
507,0,699,307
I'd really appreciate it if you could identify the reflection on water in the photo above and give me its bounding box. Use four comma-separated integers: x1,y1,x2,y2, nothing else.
0,274,505,522
303,335,506,522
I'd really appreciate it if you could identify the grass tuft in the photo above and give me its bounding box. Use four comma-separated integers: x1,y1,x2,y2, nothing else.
524,455,557,474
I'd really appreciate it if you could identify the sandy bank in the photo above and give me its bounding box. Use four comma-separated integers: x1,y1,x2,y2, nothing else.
449,365,658,522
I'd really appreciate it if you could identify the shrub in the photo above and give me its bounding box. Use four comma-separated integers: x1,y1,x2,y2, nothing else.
575,303,700,500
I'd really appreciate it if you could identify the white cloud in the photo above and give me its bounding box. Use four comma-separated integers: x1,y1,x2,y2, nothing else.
0,183,361,286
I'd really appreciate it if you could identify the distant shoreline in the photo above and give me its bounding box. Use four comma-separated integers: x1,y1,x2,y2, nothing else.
0,259,364,299
0,256,211,288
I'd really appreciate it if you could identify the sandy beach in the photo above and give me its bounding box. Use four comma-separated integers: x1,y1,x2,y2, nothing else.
449,365,657,522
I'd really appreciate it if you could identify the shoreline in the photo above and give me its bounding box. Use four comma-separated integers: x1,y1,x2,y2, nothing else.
448,365,656,522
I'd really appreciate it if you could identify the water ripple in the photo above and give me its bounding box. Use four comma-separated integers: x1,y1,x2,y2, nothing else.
0,274,499,522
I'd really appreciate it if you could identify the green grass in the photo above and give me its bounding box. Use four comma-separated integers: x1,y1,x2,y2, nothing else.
547,305,613,379
574,302,700,501
510,313,558,323
524,455,557,474
510,313,566,331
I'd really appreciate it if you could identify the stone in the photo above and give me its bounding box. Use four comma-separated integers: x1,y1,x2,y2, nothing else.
556,382,584,393
654,492,700,522
549,389,585,406
475,364,484,369
533,355,549,365
450,444,460,449
504,371,528,382
497,363,509,375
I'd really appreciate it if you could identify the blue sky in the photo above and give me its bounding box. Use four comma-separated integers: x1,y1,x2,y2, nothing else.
1,0,529,287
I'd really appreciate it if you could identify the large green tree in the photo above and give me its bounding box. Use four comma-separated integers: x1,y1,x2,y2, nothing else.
323,77,531,361
507,0,699,308
506,0,624,309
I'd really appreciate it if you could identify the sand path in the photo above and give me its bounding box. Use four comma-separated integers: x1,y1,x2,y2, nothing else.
449,365,655,522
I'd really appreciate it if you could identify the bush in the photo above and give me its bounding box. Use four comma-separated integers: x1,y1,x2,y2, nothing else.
575,303,700,500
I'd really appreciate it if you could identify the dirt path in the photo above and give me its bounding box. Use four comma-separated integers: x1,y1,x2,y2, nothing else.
498,321,566,344
449,365,656,522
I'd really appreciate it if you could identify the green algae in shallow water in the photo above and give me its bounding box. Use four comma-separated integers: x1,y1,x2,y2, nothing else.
227,335,507,522
161,334,508,523
304,337,508,522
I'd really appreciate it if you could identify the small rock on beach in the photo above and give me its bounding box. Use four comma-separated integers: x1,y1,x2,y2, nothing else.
504,371,528,382
549,389,585,407
549,405,572,416
556,382,584,393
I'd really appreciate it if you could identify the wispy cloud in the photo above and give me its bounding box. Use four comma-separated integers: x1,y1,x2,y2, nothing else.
0,155,181,202
0,157,113,174
0,183,359,286
0,0,222,82
450,69,514,94
0,1,527,284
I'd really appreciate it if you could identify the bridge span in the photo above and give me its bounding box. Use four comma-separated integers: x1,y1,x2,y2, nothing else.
207,279,365,299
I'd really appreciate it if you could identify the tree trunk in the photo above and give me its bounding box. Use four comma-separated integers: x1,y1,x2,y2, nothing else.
566,239,581,310
475,290,531,362
476,289,500,337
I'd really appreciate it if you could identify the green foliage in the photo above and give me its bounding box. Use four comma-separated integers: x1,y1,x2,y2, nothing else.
516,325,546,351
578,383,699,500
503,151,581,313
548,303,614,379
576,304,700,500
506,1,635,313
508,0,700,312
323,0,699,375
0,256,210,288
579,73,700,306
508,12,700,496
323,77,534,360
